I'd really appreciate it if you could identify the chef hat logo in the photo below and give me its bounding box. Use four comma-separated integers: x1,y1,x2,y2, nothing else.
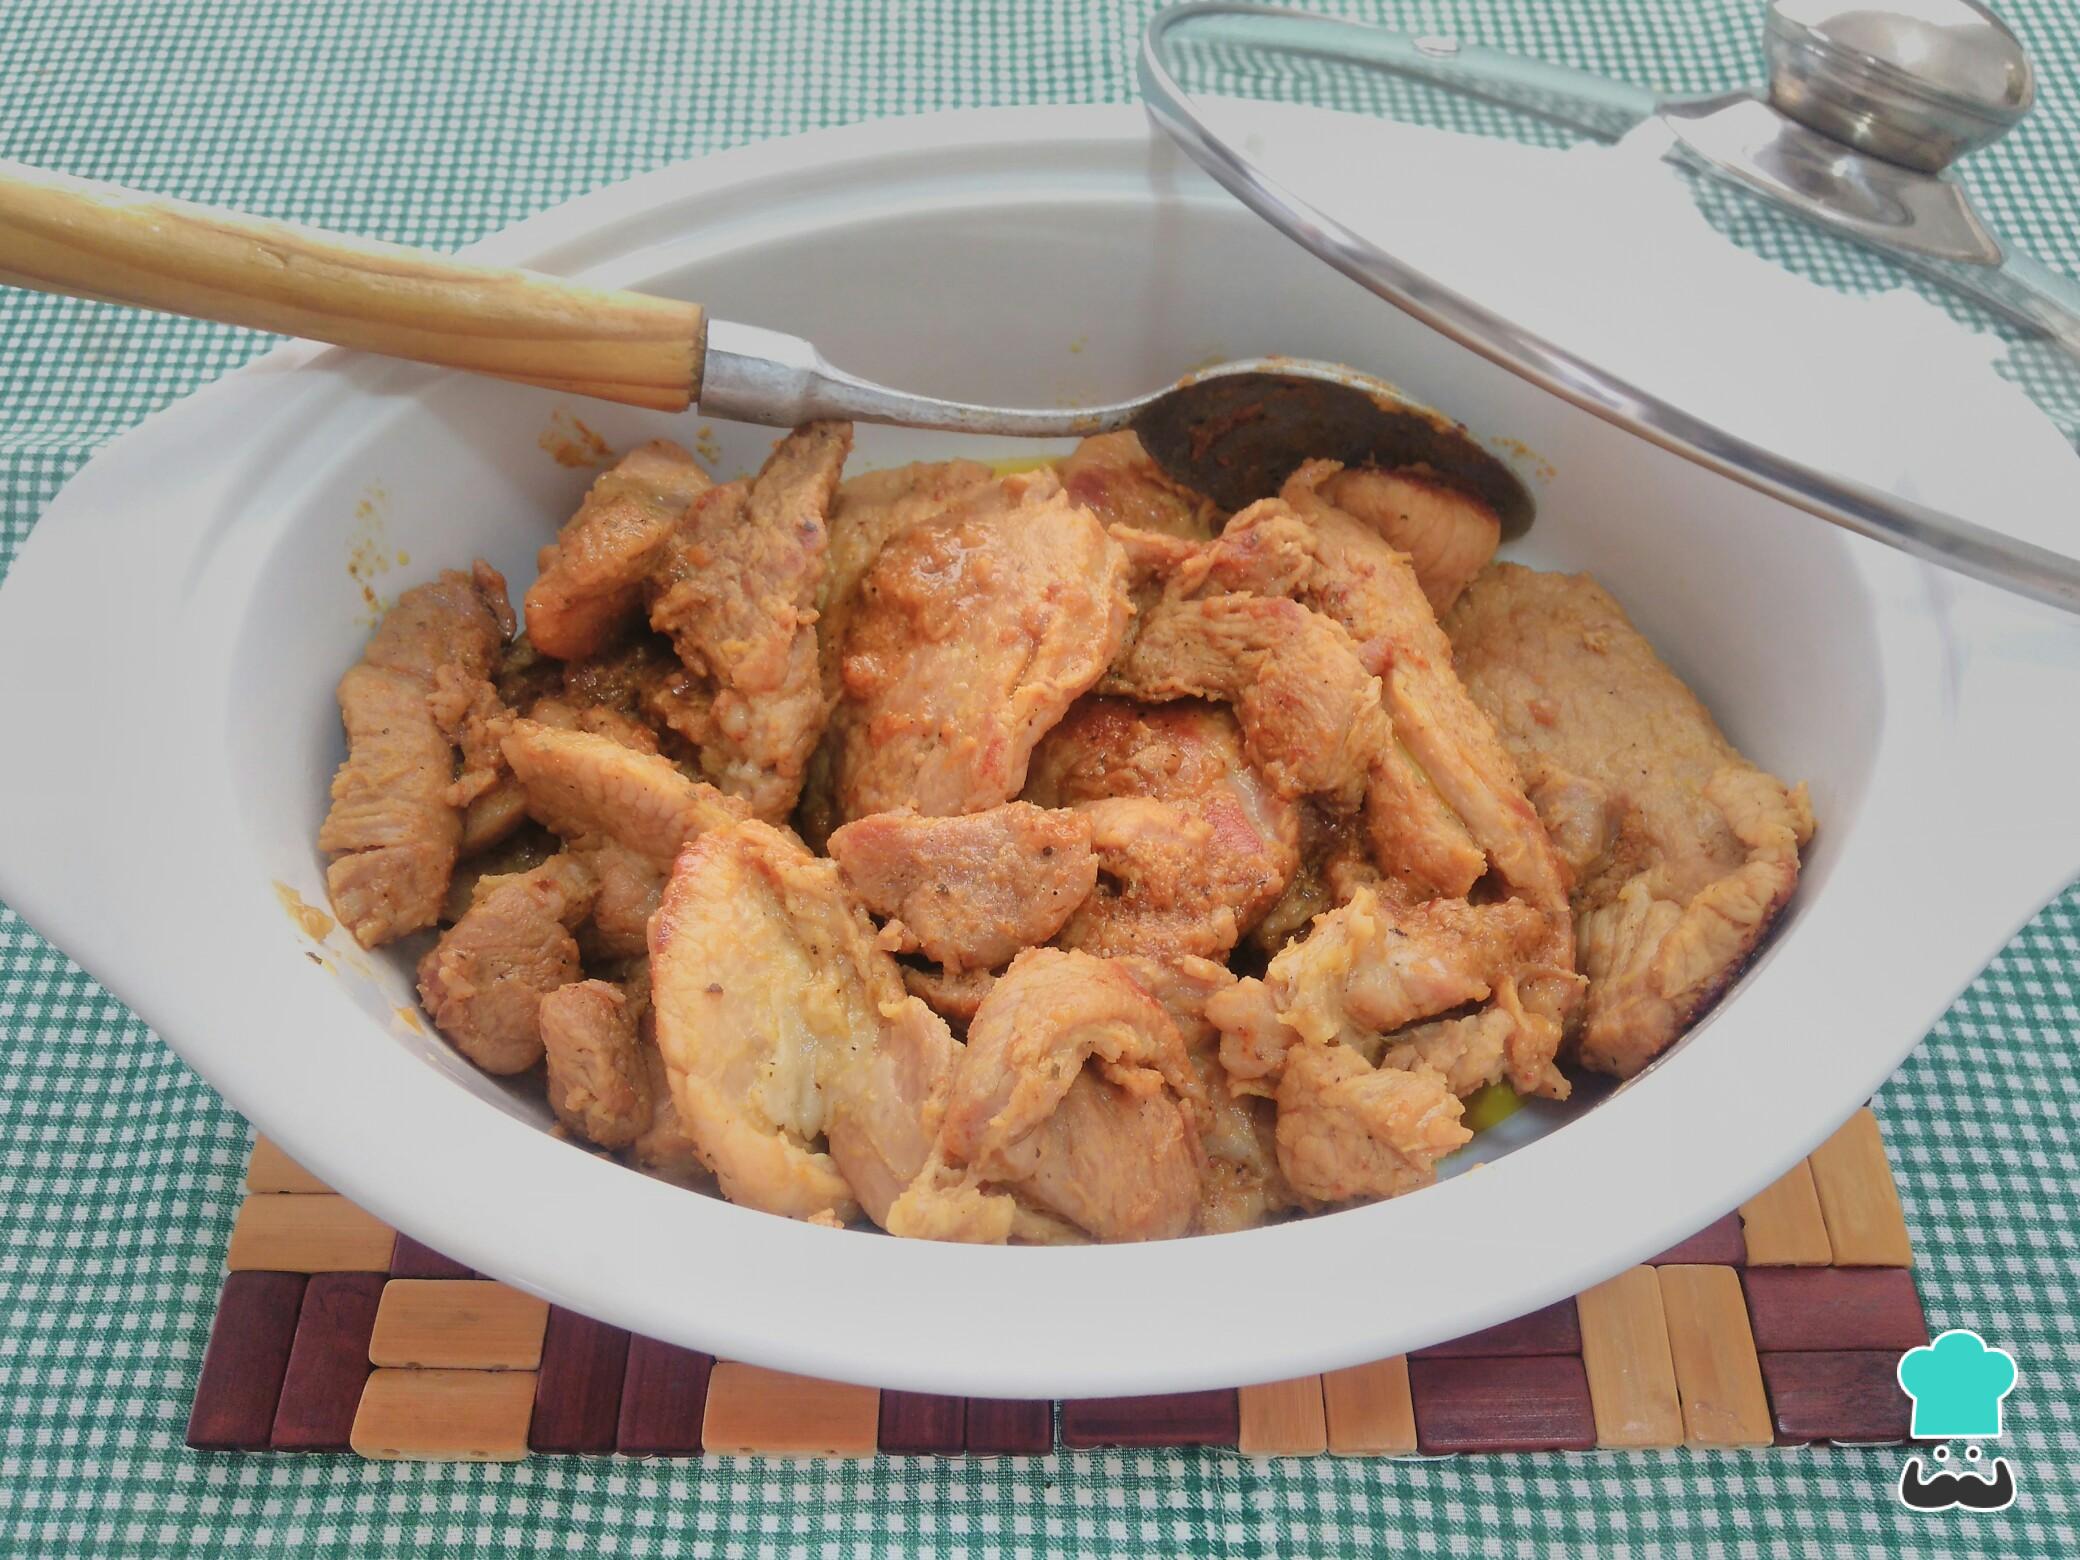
1896,1329,2019,1439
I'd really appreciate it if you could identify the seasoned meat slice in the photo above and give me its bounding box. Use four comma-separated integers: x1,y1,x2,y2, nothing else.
828,470,1131,821
442,824,557,924
1056,431,1220,540
1208,891,1551,1097
827,802,1096,971
821,459,996,684
1115,954,1302,1234
648,819,957,1227
525,440,712,660
321,568,506,946
1320,466,1501,617
1277,465,1572,922
644,422,851,819
1026,698,1300,960
1444,564,1814,1078
540,979,651,1150
417,854,598,1075
1274,1042,1470,1204
501,720,747,870
888,948,1205,1244
902,963,999,1028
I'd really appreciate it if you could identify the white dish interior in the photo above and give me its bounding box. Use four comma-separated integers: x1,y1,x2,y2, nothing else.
1,106,2075,1395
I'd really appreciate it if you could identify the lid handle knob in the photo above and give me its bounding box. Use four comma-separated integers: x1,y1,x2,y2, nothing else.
1765,0,2036,171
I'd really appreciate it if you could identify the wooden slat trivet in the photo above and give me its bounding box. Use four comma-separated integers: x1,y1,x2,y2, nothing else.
188,1111,1932,1461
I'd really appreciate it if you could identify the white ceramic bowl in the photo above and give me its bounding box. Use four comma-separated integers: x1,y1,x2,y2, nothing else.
2,106,2076,1396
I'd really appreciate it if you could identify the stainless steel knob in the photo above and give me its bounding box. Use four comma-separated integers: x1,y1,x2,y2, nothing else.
1765,0,2036,171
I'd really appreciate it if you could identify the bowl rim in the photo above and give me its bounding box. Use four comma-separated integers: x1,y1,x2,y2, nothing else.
0,103,2073,1396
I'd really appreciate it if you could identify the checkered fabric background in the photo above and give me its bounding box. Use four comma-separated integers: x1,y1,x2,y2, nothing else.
1,1,2076,1554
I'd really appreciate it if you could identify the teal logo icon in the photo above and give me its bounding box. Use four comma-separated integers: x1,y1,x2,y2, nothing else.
1897,1329,2018,1439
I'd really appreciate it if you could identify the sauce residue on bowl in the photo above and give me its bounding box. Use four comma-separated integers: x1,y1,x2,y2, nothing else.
273,880,335,941
538,409,613,468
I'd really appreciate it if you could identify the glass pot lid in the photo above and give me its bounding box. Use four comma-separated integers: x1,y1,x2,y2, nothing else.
1140,1,2080,612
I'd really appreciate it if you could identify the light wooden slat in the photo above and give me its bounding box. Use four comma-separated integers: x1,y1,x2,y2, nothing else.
1321,1358,1417,1456
226,1194,394,1273
368,1280,550,1370
1807,1109,1913,1266
1658,1265,1773,1447
701,1364,880,1458
1576,1267,1685,1449
350,1368,536,1461
1739,1159,1834,1266
1238,1376,1328,1457
245,1137,332,1195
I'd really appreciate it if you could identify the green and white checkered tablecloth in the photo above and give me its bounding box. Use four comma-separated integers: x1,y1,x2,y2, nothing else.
1,1,2076,1554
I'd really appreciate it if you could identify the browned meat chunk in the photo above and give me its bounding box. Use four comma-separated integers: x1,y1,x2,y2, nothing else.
821,459,996,685
644,423,851,820
1274,1042,1470,1204
1445,564,1814,1078
827,802,1096,971
888,948,1205,1243
902,963,999,1028
417,854,598,1075
1209,891,1552,1097
1114,954,1302,1234
500,720,746,871
1320,466,1500,616
1056,431,1220,539
321,568,506,947
827,470,1131,822
540,979,651,1150
442,824,557,924
648,819,958,1227
525,440,711,660
1026,698,1300,960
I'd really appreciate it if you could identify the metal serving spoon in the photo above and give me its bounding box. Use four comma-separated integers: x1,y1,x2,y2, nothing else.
0,161,1532,532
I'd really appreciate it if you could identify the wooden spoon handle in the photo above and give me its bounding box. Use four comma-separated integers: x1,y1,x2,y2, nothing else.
0,161,707,410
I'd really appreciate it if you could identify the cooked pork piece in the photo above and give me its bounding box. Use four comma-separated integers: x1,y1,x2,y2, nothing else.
1277,465,1571,921
540,979,651,1150
1025,697,1300,960
501,720,747,870
1056,430,1221,540
648,819,958,1226
827,470,1131,821
321,568,507,947
1208,891,1552,1097
1319,466,1501,616
417,854,598,1075
1444,564,1814,1078
1273,1042,1470,1204
888,948,1206,1243
441,824,558,924
827,802,1096,971
1115,953,1303,1234
901,963,999,1027
821,459,996,684
501,720,751,960
639,423,851,820
1103,594,1384,807
525,440,712,660
1247,804,1389,956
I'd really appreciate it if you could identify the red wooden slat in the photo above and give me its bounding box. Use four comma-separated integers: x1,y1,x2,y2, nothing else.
186,1272,307,1451
879,1391,967,1455
1648,1213,1749,1267
966,1398,1055,1456
270,1272,384,1451
1411,1298,1582,1358
1059,1391,1238,1449
1743,1267,1928,1353
1409,1356,1597,1453
615,1336,713,1456
388,1233,473,1280
530,1307,632,1454
1760,1350,1915,1444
